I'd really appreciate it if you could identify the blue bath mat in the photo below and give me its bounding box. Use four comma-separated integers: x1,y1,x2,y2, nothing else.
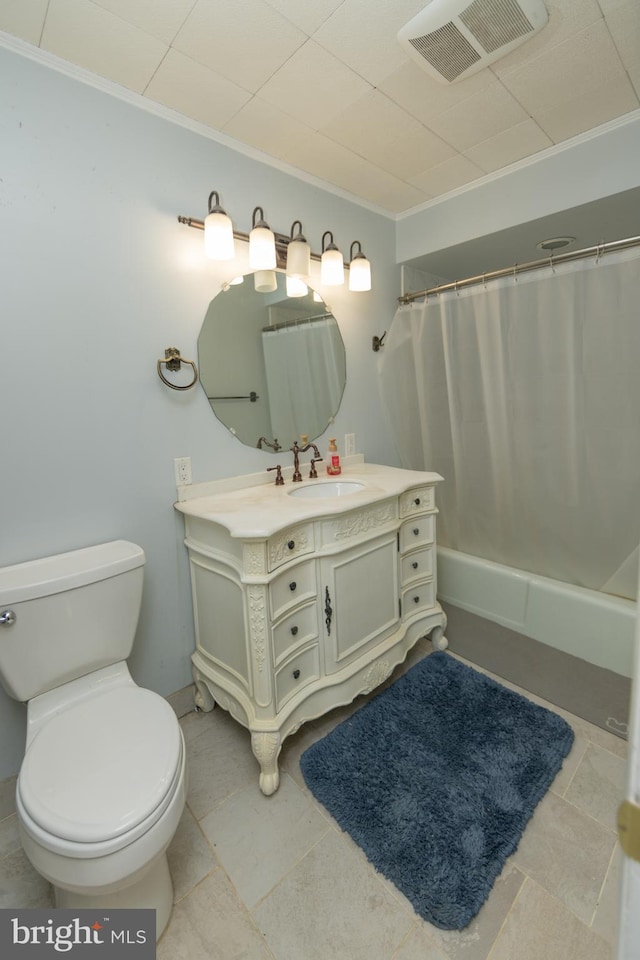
300,652,574,930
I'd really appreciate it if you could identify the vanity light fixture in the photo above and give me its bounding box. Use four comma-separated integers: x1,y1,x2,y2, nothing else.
204,191,235,260
286,220,311,279
348,241,372,292
178,193,372,292
321,231,344,286
249,206,277,270
254,270,278,293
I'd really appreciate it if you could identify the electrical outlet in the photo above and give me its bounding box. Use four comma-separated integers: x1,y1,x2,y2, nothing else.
174,457,192,485
344,433,356,457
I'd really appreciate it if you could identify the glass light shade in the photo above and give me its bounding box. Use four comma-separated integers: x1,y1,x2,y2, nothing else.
229,275,244,285
254,270,277,293
286,238,311,279
249,226,276,270
204,211,235,260
321,248,344,286
286,276,308,298
313,290,323,303
348,255,371,292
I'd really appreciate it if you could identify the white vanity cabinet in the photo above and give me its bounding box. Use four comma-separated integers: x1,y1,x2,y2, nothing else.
176,462,447,794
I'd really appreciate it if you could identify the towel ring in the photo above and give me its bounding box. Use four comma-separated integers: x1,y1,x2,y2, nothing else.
157,347,198,391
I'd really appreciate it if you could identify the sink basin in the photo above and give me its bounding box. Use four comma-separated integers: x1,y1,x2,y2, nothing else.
288,481,365,499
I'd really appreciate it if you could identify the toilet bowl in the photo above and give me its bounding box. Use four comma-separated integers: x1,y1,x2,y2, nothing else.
0,541,187,939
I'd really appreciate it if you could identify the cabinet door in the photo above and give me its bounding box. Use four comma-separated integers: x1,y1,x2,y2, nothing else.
322,534,399,671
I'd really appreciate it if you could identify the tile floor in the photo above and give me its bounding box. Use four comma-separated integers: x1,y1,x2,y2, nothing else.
0,640,625,959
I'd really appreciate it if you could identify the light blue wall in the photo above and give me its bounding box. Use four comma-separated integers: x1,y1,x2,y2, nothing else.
0,46,399,779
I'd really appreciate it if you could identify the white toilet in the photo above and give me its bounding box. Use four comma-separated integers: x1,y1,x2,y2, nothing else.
0,540,186,939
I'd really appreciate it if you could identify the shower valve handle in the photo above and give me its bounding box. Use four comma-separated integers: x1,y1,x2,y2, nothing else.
0,610,16,627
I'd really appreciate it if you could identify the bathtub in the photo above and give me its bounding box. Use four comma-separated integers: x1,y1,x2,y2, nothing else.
437,546,636,679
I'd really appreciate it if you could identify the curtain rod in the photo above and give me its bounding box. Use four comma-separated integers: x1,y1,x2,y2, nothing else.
398,234,640,305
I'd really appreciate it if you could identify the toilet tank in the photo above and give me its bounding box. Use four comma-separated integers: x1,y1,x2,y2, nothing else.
0,541,145,702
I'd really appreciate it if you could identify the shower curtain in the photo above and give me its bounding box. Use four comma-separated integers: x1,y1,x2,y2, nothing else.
379,247,640,600
262,317,345,447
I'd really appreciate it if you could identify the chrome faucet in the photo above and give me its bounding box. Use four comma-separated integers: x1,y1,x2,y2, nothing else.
290,441,323,481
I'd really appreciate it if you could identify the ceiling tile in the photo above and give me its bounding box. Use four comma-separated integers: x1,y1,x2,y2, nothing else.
223,96,315,164
379,60,495,127
263,0,343,35
501,20,627,116
92,0,198,45
173,0,305,94
0,0,48,45
41,0,167,93
408,155,485,197
258,40,372,130
464,120,553,173
322,90,455,181
534,75,639,143
312,0,429,85
492,0,604,77
427,82,529,153
600,1,640,70
144,49,251,128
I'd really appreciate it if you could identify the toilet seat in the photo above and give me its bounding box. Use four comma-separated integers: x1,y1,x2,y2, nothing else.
17,685,182,853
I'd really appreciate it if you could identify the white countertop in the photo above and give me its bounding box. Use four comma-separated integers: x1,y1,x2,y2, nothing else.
174,461,443,539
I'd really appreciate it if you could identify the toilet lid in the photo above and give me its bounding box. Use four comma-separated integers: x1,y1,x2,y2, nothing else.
19,687,182,844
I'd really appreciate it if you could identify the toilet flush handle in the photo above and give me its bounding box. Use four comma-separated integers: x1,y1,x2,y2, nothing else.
0,610,16,626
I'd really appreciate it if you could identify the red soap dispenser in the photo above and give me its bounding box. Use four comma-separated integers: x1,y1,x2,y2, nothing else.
326,438,341,475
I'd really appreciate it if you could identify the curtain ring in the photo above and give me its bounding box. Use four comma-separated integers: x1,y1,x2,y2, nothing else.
157,347,199,391
513,264,518,282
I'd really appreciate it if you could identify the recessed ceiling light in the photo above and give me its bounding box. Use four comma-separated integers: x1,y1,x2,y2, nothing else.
536,236,576,251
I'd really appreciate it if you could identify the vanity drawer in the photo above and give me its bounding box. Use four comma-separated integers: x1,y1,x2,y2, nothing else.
275,644,320,711
269,560,317,621
268,523,314,572
272,601,318,666
399,515,435,553
399,486,435,517
401,579,436,617
400,546,434,586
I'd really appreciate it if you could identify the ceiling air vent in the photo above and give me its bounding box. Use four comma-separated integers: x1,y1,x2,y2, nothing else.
398,0,548,84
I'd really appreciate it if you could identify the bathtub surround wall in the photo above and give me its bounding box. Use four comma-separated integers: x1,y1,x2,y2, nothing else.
0,43,398,782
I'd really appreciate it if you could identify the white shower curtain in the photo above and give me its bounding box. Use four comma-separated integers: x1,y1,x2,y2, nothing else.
379,248,640,600
262,318,345,447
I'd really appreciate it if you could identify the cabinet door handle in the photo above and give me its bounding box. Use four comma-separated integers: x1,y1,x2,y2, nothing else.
290,626,299,636
293,669,301,680
289,581,297,591
413,527,420,536
324,586,332,636
414,497,421,506
287,540,295,550
412,561,418,570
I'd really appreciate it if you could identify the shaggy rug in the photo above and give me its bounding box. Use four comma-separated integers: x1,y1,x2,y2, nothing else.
300,652,574,930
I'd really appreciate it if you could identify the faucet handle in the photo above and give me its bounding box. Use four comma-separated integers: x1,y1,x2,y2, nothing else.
267,465,284,486
309,457,323,479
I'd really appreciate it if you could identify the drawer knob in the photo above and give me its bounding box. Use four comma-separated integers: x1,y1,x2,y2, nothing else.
414,595,420,604
293,669,301,680
289,581,297,591
412,561,418,570
413,527,419,536
290,626,299,636
414,497,421,505
287,540,295,550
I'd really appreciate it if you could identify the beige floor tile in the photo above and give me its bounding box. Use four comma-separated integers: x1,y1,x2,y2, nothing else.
166,806,218,903
392,922,449,960
489,878,612,960
511,790,616,924
0,777,16,821
157,869,272,960
200,772,330,908
549,731,587,797
184,708,259,820
565,742,627,830
253,830,414,960
0,847,53,909
592,843,621,947
0,813,21,860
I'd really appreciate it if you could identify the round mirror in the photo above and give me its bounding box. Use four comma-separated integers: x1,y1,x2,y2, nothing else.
198,273,346,451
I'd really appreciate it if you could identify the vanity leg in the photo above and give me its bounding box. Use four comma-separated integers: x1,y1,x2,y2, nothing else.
429,612,448,651
251,731,282,796
192,666,216,712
